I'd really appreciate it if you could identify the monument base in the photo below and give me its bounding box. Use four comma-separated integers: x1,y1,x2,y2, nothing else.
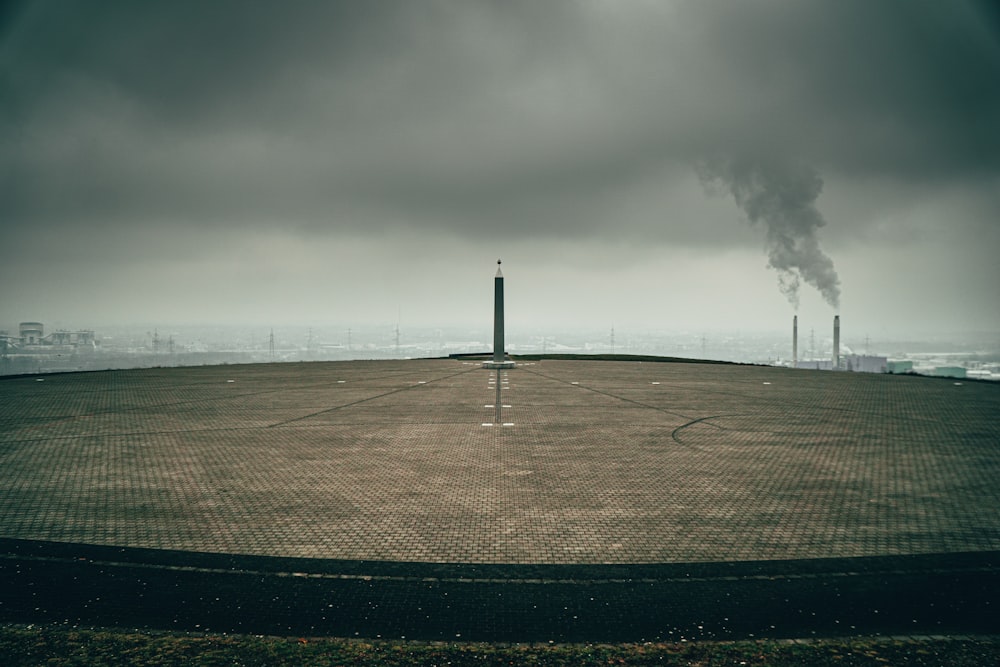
482,360,516,369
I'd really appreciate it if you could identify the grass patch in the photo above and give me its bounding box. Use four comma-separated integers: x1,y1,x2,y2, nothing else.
2,625,997,666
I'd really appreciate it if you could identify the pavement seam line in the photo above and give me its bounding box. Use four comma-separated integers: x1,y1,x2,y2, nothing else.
266,367,479,427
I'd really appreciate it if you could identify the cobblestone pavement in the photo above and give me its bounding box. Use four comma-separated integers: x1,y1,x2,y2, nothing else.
1,359,998,564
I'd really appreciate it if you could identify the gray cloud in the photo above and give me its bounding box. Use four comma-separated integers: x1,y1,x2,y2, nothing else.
4,2,998,229
1,0,998,327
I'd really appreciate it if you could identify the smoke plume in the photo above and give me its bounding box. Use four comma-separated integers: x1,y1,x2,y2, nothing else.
697,157,841,310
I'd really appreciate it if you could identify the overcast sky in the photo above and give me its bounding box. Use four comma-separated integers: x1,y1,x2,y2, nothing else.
2,0,998,338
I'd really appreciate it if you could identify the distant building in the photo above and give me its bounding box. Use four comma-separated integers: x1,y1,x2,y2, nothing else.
8,322,97,350
842,354,888,373
796,359,834,371
19,322,44,344
887,360,914,374
44,330,96,346
931,366,967,379
795,356,889,373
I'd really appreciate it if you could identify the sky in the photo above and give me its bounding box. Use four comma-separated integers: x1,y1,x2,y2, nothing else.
2,0,999,339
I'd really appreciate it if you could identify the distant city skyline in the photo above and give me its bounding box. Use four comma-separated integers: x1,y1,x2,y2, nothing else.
2,2,998,336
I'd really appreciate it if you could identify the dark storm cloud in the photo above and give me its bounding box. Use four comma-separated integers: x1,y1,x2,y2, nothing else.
685,1,1000,177
2,0,998,249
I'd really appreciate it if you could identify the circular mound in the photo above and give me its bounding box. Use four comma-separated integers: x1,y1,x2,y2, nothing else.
3,358,1000,640
1,359,998,564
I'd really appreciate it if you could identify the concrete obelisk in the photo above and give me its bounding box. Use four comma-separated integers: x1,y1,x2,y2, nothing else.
484,259,515,369
493,260,505,363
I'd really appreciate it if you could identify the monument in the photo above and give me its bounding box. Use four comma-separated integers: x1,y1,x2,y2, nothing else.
483,259,516,369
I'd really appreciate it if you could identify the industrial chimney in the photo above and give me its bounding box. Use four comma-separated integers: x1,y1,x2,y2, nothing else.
833,315,840,370
792,315,798,367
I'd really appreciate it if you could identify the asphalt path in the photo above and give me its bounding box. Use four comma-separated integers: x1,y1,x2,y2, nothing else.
2,538,997,642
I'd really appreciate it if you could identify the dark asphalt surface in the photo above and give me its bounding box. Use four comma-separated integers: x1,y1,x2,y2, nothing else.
2,538,998,641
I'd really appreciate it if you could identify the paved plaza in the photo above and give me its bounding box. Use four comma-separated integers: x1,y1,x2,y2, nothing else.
1,358,999,640
2,358,998,564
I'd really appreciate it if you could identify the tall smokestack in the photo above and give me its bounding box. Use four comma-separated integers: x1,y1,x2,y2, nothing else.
484,260,515,369
793,315,798,367
833,315,840,370
493,260,504,363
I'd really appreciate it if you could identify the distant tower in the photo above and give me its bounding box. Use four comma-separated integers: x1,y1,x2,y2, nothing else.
792,315,798,367
484,259,515,369
833,315,841,370
395,307,401,356
269,329,275,360
610,325,615,355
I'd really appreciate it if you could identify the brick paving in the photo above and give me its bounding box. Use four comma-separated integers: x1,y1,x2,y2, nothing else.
1,359,998,565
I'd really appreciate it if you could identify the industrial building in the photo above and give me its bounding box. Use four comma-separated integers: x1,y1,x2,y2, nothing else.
931,366,967,379
790,316,889,374
1,322,98,375
1,322,96,349
887,360,914,374
842,354,888,373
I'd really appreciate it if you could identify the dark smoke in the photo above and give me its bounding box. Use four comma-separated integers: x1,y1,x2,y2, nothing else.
697,156,841,310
